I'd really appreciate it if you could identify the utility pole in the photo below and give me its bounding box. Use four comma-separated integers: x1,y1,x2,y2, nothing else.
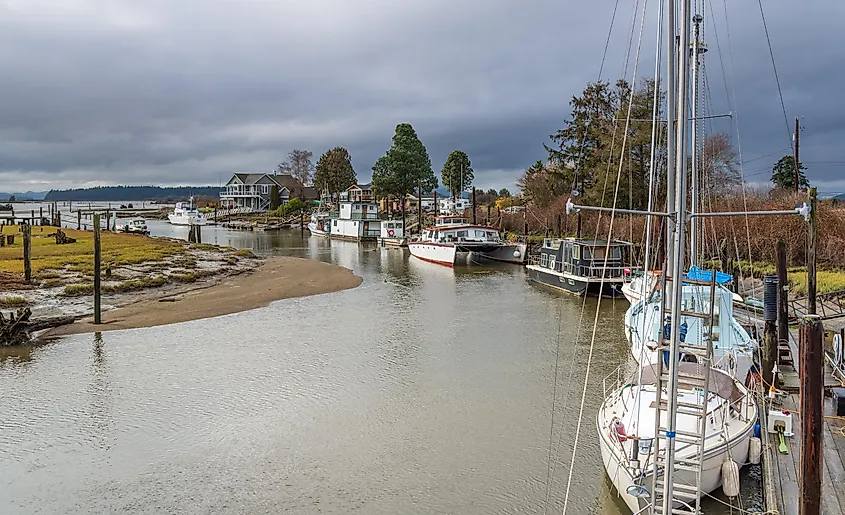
793,117,800,193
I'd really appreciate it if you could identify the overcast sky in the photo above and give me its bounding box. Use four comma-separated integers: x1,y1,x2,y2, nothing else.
0,0,842,194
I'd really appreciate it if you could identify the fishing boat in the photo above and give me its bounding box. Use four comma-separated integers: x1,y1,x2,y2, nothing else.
307,212,332,237
526,237,634,296
168,197,206,226
115,218,149,235
408,215,524,267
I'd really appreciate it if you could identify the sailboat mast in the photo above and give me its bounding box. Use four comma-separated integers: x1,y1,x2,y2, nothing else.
660,0,692,512
690,12,704,267
664,0,678,278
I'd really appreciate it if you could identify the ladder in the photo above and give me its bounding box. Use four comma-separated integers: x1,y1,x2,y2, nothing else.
649,271,717,514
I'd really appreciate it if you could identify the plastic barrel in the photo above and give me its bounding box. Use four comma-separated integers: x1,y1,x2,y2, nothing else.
763,275,778,321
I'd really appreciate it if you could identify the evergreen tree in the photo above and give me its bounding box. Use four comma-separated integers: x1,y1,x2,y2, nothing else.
371,123,437,200
770,155,809,190
269,184,281,210
440,150,473,196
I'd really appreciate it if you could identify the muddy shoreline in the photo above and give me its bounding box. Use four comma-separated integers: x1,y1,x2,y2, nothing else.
43,256,362,337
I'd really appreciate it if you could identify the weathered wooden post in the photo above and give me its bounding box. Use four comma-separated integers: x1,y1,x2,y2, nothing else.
23,223,32,284
196,224,202,244
807,187,817,315
487,204,491,225
472,188,477,225
77,210,82,230
40,207,43,225
799,314,823,515
93,214,102,324
433,191,438,217
104,210,110,231
762,275,778,387
300,208,304,236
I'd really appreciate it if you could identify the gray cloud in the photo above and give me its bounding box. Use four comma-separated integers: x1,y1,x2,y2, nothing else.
0,0,842,195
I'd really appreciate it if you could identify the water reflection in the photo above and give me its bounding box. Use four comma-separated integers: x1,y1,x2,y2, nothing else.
0,229,759,514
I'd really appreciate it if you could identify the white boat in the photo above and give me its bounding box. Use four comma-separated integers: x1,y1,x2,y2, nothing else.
408,215,524,267
115,218,149,235
625,277,757,381
168,197,206,226
621,269,661,304
597,362,756,513
307,212,332,237
379,220,407,247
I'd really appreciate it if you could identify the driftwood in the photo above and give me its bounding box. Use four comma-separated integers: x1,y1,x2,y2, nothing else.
0,307,32,346
55,229,76,244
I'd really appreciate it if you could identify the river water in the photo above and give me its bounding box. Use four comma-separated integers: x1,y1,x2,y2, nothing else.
0,222,760,514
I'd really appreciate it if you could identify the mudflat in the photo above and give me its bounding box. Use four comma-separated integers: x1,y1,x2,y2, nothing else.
46,256,362,336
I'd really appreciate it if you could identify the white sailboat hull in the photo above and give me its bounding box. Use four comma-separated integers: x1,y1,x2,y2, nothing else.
598,418,753,513
408,242,458,267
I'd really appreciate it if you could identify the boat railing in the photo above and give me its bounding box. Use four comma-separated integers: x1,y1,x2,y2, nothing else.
602,364,627,399
561,262,630,279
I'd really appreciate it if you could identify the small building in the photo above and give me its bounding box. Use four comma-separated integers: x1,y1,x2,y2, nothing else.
219,173,317,212
330,187,381,241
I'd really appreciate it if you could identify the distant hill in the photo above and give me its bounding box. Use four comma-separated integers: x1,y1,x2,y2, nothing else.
44,186,220,201
0,191,48,201
835,193,845,200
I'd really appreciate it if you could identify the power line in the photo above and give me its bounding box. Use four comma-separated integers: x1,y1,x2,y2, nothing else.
757,0,793,148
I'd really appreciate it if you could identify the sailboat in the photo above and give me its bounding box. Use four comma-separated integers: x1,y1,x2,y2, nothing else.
567,0,813,510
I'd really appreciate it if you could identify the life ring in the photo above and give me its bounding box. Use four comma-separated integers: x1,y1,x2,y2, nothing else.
387,229,395,237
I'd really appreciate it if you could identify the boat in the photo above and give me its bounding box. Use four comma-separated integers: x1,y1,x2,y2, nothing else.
621,269,661,304
407,215,524,267
328,190,380,242
525,237,635,296
597,362,757,513
624,278,758,381
307,212,332,237
168,197,206,226
0,204,12,211
379,220,407,247
115,218,149,235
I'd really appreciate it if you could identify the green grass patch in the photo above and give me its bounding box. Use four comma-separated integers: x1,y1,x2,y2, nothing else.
0,225,186,275
42,278,65,288
0,296,27,307
788,269,845,296
63,284,94,296
189,243,222,252
234,249,256,258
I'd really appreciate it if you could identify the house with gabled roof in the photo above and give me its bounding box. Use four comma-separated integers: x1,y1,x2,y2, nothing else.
219,173,317,211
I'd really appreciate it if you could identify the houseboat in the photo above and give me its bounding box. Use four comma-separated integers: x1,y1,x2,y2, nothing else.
408,215,525,267
307,212,332,237
379,220,407,247
525,238,634,296
328,187,380,242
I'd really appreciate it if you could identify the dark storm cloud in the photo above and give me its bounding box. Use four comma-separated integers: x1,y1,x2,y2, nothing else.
0,0,842,194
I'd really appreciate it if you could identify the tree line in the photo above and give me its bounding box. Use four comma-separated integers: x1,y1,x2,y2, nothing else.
519,78,810,209
44,186,221,201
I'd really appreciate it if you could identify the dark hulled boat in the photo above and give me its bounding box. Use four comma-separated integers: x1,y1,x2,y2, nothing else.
525,238,634,296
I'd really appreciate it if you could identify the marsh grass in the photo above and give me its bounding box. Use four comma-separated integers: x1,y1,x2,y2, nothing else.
0,296,27,307
0,225,186,275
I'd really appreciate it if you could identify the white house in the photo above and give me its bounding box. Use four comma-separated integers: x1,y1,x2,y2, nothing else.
438,194,472,214
219,173,316,212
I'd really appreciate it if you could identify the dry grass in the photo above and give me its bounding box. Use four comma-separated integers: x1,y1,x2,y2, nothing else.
234,249,256,258
0,225,186,275
0,295,27,307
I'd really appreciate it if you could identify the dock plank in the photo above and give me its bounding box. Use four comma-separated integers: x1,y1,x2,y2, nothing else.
823,408,845,513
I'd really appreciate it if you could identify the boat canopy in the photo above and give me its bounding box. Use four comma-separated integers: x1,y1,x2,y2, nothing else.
684,265,732,285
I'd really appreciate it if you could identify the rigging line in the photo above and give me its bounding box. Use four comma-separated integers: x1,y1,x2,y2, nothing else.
542,292,567,512
622,0,643,81
757,0,793,148
721,0,757,293
598,0,623,79
561,1,649,513
706,0,733,141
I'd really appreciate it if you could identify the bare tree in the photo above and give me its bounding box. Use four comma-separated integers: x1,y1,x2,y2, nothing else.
285,149,314,186
700,133,742,197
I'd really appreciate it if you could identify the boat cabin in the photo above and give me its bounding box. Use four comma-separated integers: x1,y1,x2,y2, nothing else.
381,220,405,239
422,216,501,244
534,238,633,281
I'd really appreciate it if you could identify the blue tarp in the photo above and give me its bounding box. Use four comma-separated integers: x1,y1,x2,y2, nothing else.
684,265,733,285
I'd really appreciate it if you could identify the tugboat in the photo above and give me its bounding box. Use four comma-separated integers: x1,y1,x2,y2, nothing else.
115,218,150,235
525,237,634,296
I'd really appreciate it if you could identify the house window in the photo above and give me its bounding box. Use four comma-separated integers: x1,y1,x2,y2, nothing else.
333,220,337,227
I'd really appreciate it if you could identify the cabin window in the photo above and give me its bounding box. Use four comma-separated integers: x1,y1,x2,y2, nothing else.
585,246,622,261
487,231,496,239
475,230,486,238
573,246,581,260
540,253,549,267
456,230,468,238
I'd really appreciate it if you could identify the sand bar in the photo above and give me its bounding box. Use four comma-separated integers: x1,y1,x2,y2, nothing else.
45,256,362,336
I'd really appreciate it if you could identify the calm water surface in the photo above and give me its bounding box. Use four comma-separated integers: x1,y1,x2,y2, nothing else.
0,224,759,514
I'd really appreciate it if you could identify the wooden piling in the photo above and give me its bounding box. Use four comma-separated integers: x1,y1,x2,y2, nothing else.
807,187,817,315
39,207,43,224
799,314,823,515
77,210,82,230
23,224,32,284
93,214,102,324
472,188,477,224
433,191,438,217
487,204,491,225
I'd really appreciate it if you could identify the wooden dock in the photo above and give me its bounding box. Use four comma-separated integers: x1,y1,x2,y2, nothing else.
761,327,845,514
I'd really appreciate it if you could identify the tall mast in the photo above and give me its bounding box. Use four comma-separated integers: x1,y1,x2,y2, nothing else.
661,0,692,512
642,0,664,287
664,0,677,279
690,13,705,267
